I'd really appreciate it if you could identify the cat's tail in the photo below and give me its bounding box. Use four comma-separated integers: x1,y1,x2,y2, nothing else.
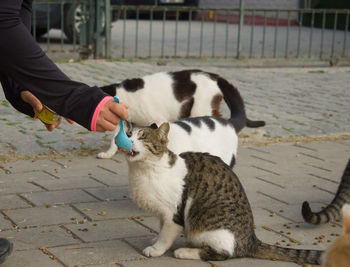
251,239,322,265
217,77,265,133
302,158,350,225
100,83,118,96
246,118,266,128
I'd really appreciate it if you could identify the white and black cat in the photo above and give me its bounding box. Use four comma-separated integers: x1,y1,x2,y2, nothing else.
97,69,265,159
104,116,238,167
124,123,322,264
302,159,350,225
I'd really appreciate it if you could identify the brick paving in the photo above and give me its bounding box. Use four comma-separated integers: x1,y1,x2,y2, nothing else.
0,61,350,266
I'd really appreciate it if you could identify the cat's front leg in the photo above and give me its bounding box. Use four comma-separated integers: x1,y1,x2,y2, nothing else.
143,219,182,257
97,125,119,159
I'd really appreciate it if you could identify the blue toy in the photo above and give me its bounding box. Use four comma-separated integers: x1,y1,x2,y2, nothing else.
113,96,133,152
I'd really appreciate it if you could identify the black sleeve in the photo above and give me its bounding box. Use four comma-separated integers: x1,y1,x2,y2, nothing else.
0,0,107,130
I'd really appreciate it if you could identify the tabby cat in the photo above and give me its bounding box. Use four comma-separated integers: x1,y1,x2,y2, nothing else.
124,123,322,264
98,69,265,159
322,204,350,267
302,159,350,225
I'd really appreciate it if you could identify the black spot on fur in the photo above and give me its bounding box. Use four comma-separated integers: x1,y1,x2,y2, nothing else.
200,246,230,261
214,117,230,126
173,186,188,227
183,117,202,127
150,123,158,129
122,78,145,92
207,72,219,81
173,121,192,133
100,83,117,96
203,117,215,130
171,70,201,102
229,154,236,168
180,97,194,119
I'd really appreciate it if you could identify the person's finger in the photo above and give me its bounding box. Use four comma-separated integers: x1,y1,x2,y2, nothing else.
45,117,62,131
65,118,74,124
95,118,116,132
108,101,128,121
103,110,121,126
20,91,43,112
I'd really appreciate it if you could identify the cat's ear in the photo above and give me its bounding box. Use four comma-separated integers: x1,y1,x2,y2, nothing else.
157,123,170,143
342,204,350,234
124,121,133,137
150,123,158,129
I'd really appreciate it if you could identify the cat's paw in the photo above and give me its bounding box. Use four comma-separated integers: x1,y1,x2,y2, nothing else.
143,246,165,257
97,151,114,159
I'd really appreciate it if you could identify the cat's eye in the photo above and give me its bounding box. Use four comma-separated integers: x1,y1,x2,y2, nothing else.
138,130,146,139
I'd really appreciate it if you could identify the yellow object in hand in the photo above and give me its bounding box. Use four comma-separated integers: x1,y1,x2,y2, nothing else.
34,105,60,125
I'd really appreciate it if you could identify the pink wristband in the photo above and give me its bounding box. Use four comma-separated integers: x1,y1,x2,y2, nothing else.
90,96,113,132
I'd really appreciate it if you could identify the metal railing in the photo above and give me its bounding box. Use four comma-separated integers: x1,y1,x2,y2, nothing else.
32,0,108,60
108,5,350,60
32,0,350,61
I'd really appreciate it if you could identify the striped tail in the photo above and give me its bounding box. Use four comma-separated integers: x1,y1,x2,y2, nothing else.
216,76,265,133
251,240,322,265
302,159,350,225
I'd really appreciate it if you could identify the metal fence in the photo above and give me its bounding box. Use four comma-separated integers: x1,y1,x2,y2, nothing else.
33,0,350,60
109,5,350,60
32,0,109,60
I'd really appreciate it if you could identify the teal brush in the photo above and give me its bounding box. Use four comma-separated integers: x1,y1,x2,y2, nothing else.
113,96,132,152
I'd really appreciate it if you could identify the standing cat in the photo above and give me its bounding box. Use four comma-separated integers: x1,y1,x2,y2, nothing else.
104,116,238,167
322,204,350,267
302,159,350,225
124,123,322,264
97,69,265,159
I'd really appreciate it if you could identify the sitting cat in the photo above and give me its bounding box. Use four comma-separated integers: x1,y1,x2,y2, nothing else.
322,204,350,267
97,69,265,159
110,116,238,168
302,159,350,225
124,123,322,264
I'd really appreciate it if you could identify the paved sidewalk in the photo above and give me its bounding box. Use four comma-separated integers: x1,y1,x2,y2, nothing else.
0,61,350,266
0,140,349,267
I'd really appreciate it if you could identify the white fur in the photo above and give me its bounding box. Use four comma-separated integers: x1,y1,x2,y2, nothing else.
183,197,235,257
174,248,201,260
118,72,186,126
188,229,236,257
190,73,222,116
97,71,225,159
342,204,350,217
127,135,188,257
128,154,187,217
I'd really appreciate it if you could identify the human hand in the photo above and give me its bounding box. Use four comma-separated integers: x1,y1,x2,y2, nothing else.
20,91,74,132
95,99,128,132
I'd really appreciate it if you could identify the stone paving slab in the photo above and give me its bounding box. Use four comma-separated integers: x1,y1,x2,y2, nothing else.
72,200,147,221
20,189,99,206
4,226,79,251
48,240,147,266
0,140,349,266
3,250,63,267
